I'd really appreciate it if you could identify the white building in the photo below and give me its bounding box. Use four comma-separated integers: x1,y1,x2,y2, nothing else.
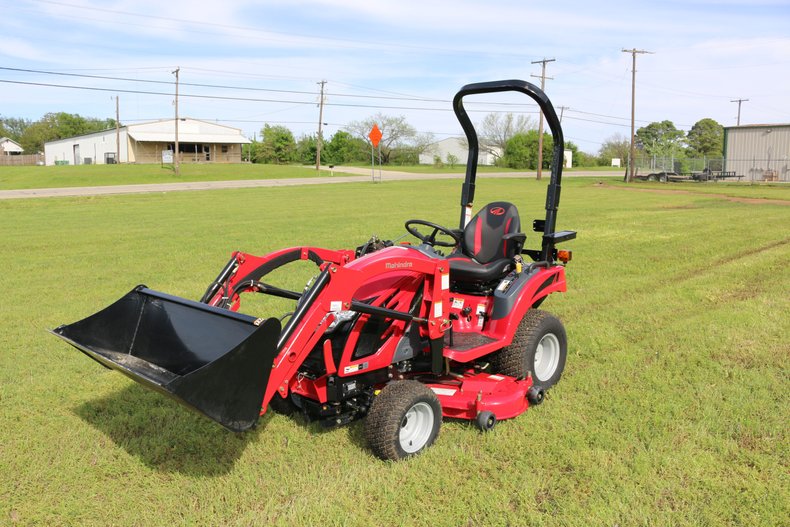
44,118,251,166
419,137,500,166
724,124,790,182
0,137,23,155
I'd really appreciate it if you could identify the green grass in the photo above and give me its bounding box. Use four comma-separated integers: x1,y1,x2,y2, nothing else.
1,178,787,526
0,164,345,190
604,179,790,201
347,163,529,173
343,163,619,174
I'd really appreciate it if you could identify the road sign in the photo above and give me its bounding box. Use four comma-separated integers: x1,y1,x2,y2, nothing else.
368,124,382,148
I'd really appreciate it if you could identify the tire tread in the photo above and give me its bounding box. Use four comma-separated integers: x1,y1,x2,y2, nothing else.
364,380,441,460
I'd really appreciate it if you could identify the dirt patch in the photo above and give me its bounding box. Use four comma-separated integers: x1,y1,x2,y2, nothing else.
659,204,698,210
669,238,790,286
596,183,790,206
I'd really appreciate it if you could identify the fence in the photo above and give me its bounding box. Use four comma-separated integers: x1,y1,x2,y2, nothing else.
633,155,788,182
0,154,44,166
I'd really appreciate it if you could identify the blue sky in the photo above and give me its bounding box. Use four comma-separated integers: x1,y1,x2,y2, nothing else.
1,0,789,152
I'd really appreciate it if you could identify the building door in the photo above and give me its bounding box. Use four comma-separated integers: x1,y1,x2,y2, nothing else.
73,145,80,165
203,144,210,162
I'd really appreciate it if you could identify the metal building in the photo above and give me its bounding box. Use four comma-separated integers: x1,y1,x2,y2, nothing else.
44,118,251,166
724,124,790,182
419,137,500,166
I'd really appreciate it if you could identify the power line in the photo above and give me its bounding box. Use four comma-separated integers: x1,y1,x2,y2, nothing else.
0,78,545,115
28,0,535,60
0,66,542,107
531,57,555,180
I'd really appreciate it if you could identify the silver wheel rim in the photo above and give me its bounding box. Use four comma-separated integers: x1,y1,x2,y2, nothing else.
399,402,434,454
534,333,561,382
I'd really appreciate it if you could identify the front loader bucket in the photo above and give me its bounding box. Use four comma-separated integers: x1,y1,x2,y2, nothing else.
51,286,281,432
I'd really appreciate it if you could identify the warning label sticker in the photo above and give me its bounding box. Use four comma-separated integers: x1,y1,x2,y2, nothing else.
430,387,457,397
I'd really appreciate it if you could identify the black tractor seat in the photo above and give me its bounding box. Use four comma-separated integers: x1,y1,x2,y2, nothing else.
448,201,526,285
447,255,514,283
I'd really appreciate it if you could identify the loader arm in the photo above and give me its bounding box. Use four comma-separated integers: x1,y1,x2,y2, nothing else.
260,246,452,413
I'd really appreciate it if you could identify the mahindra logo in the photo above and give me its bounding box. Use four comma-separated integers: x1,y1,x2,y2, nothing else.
386,261,413,269
490,206,505,216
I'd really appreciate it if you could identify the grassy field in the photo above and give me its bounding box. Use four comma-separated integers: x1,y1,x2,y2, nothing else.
1,178,787,526
365,164,618,174
0,164,346,190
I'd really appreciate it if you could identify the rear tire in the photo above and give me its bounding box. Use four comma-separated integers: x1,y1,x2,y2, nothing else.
364,381,441,461
489,309,567,391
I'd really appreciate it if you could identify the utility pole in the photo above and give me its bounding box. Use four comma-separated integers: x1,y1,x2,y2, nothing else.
173,66,180,176
558,106,569,123
316,80,326,171
115,95,120,164
622,48,653,182
731,98,748,126
531,58,555,180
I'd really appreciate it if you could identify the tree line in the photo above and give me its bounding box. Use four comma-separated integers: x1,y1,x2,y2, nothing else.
2,110,724,168
596,118,724,170
246,113,436,166
0,113,117,154
477,113,725,169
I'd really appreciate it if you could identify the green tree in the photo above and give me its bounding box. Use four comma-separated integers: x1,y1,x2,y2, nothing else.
501,130,553,169
445,153,459,168
0,117,31,140
635,120,685,158
255,124,296,164
323,130,367,164
295,134,317,165
686,118,724,157
19,113,115,153
477,112,535,161
597,134,631,167
345,114,432,164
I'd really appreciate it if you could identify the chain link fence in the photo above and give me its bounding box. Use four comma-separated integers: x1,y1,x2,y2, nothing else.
632,155,788,182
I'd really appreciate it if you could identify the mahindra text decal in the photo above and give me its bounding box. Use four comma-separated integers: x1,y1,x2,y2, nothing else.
385,261,413,269
489,206,505,216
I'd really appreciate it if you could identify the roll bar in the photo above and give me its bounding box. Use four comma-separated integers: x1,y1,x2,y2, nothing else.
452,80,570,262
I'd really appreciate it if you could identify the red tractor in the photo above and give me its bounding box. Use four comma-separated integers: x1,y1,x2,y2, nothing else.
53,80,576,460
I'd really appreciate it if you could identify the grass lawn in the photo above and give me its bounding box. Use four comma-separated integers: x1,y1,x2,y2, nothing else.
0,163,344,190
1,178,787,526
345,163,528,174
341,163,618,174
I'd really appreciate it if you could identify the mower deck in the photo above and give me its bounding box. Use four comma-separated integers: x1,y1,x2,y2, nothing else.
428,370,533,421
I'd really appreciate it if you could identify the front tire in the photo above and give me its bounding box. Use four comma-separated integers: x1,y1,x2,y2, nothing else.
489,309,567,391
364,381,442,461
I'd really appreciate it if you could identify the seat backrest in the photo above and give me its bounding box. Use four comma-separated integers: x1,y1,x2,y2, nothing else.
462,201,521,264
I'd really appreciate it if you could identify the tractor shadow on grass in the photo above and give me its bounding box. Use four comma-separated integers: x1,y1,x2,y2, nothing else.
273,411,371,455
75,384,272,476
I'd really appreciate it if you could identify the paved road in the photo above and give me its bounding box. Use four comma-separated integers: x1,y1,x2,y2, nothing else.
0,166,622,200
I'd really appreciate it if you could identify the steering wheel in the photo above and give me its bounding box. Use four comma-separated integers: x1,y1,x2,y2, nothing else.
404,219,461,248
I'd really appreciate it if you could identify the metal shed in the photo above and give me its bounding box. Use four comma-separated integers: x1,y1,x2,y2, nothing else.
44,118,251,166
724,124,790,182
